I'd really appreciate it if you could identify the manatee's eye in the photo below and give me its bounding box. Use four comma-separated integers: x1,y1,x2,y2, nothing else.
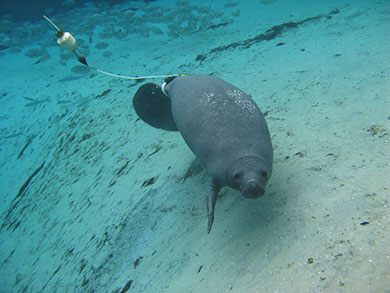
233,172,242,182
261,171,268,180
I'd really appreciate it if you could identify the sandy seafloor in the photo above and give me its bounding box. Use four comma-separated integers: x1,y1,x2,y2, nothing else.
0,0,389,292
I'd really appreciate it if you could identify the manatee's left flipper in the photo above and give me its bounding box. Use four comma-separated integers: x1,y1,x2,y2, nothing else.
206,178,221,233
133,82,178,131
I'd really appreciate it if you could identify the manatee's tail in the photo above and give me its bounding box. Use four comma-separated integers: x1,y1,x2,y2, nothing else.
132,82,178,131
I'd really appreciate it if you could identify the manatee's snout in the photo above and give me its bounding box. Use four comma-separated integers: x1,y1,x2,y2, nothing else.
241,179,265,199
232,164,269,199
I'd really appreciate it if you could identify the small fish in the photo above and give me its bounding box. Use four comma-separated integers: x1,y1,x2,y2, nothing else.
57,99,73,105
4,132,24,139
77,97,94,108
24,97,50,107
59,76,81,82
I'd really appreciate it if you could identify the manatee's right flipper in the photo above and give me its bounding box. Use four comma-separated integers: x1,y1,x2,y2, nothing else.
206,178,221,233
133,82,178,131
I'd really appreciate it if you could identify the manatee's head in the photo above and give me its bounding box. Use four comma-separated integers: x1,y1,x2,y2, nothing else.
229,156,271,199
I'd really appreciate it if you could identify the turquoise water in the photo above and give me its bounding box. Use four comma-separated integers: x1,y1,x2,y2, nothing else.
0,0,389,291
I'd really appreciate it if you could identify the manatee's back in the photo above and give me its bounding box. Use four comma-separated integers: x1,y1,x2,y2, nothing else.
168,75,273,182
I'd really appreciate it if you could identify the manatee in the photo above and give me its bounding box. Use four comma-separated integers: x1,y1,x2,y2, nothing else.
133,75,273,232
